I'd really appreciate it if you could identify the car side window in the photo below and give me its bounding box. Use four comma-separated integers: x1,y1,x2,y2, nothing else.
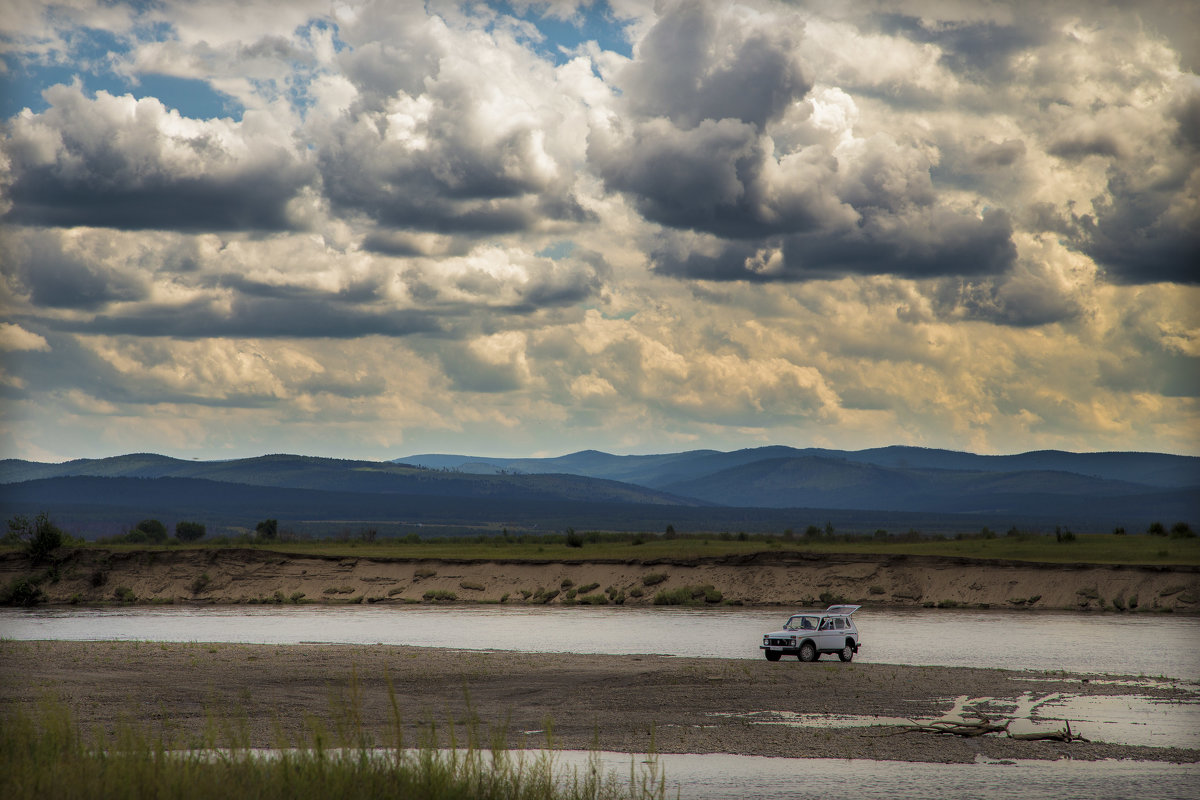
834,618,844,630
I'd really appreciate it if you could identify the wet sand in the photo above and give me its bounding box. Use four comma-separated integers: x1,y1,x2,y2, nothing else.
2,640,1196,764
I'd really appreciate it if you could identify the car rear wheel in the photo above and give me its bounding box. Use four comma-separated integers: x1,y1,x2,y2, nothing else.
765,650,781,661
798,642,817,662
839,645,854,662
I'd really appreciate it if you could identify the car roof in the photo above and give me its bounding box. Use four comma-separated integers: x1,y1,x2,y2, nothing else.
788,605,861,617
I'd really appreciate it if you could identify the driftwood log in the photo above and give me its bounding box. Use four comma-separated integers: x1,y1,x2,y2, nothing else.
893,715,1089,743
1007,719,1090,743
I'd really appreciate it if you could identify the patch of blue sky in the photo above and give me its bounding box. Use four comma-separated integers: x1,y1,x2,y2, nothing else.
132,74,242,119
0,62,242,120
1,21,241,120
488,1,632,64
536,241,577,260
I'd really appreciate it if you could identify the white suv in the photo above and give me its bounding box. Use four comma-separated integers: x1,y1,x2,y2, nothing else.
760,605,861,662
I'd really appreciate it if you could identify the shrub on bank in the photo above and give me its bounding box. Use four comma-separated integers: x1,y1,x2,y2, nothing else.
652,585,722,605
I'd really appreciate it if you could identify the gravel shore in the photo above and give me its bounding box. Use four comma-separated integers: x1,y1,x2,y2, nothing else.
2,640,1196,764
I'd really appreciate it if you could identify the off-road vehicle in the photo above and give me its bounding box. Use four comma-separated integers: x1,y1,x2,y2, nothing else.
760,604,861,662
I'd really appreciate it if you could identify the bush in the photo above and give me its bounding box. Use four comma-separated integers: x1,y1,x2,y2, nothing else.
7,513,65,562
414,568,437,579
642,573,668,586
653,584,722,606
113,586,137,603
1,576,46,606
532,588,559,604
190,572,212,594
459,580,486,591
134,519,168,543
1148,521,1167,536
1170,522,1195,539
175,521,206,543
577,593,608,605
255,519,278,541
564,528,584,548
422,590,457,602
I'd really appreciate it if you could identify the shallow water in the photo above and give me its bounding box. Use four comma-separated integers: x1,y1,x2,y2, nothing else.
590,753,1200,800
3,605,1198,681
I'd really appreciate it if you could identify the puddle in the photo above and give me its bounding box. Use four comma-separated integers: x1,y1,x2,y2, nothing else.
713,692,1200,749
1018,693,1200,749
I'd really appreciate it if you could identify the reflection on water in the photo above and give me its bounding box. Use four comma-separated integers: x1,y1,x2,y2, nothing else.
3,605,1198,680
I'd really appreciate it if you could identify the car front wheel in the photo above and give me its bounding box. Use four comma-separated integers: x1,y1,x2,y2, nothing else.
839,645,854,662
798,642,817,662
765,650,781,661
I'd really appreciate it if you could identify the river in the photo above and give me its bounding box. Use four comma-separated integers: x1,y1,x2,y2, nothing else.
3,604,1198,680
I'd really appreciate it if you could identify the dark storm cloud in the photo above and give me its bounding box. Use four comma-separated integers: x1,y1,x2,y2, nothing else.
650,208,1016,282
594,118,827,238
5,229,148,309
1,85,313,233
1078,185,1200,286
929,275,1083,327
1047,135,1124,160
318,111,585,235
594,0,1022,284
48,296,442,339
4,169,310,231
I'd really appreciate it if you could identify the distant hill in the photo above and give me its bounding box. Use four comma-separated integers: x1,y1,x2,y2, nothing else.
397,446,1200,490
1,446,1194,538
0,453,695,507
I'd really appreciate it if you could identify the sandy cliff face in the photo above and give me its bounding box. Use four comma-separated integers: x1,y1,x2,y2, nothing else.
2,548,1197,612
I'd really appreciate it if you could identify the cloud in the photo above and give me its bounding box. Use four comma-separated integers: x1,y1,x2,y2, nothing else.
2,84,314,231
0,0,1197,462
617,1,810,129
316,8,593,237
3,227,148,309
0,322,49,351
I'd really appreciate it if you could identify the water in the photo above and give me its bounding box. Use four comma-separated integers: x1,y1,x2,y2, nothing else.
4,606,1196,796
3,605,1198,680
573,753,1200,800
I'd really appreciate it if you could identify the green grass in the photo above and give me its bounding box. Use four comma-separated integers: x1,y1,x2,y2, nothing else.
0,697,666,800
5,531,1197,566
105,533,1200,566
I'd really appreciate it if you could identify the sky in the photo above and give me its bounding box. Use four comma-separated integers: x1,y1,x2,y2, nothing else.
0,0,1197,463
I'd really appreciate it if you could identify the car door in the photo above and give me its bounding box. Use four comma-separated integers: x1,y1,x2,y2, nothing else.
816,616,839,651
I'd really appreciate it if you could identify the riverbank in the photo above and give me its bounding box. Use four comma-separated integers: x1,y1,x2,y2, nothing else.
3,547,1198,611
1,640,1196,764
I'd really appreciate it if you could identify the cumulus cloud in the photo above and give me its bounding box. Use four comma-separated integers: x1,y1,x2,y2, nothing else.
2,84,314,231
0,0,1197,462
592,1,1021,282
317,7,593,238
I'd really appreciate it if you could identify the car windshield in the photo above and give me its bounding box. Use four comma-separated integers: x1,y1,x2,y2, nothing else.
783,615,819,631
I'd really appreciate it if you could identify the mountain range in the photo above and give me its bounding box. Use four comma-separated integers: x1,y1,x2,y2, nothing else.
0,446,1195,538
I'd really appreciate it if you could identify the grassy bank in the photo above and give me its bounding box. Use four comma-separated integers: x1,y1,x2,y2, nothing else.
37,531,1200,566
0,697,666,800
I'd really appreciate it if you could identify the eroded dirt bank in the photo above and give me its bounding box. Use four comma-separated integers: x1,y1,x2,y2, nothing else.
3,548,1198,611
1,640,1196,764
